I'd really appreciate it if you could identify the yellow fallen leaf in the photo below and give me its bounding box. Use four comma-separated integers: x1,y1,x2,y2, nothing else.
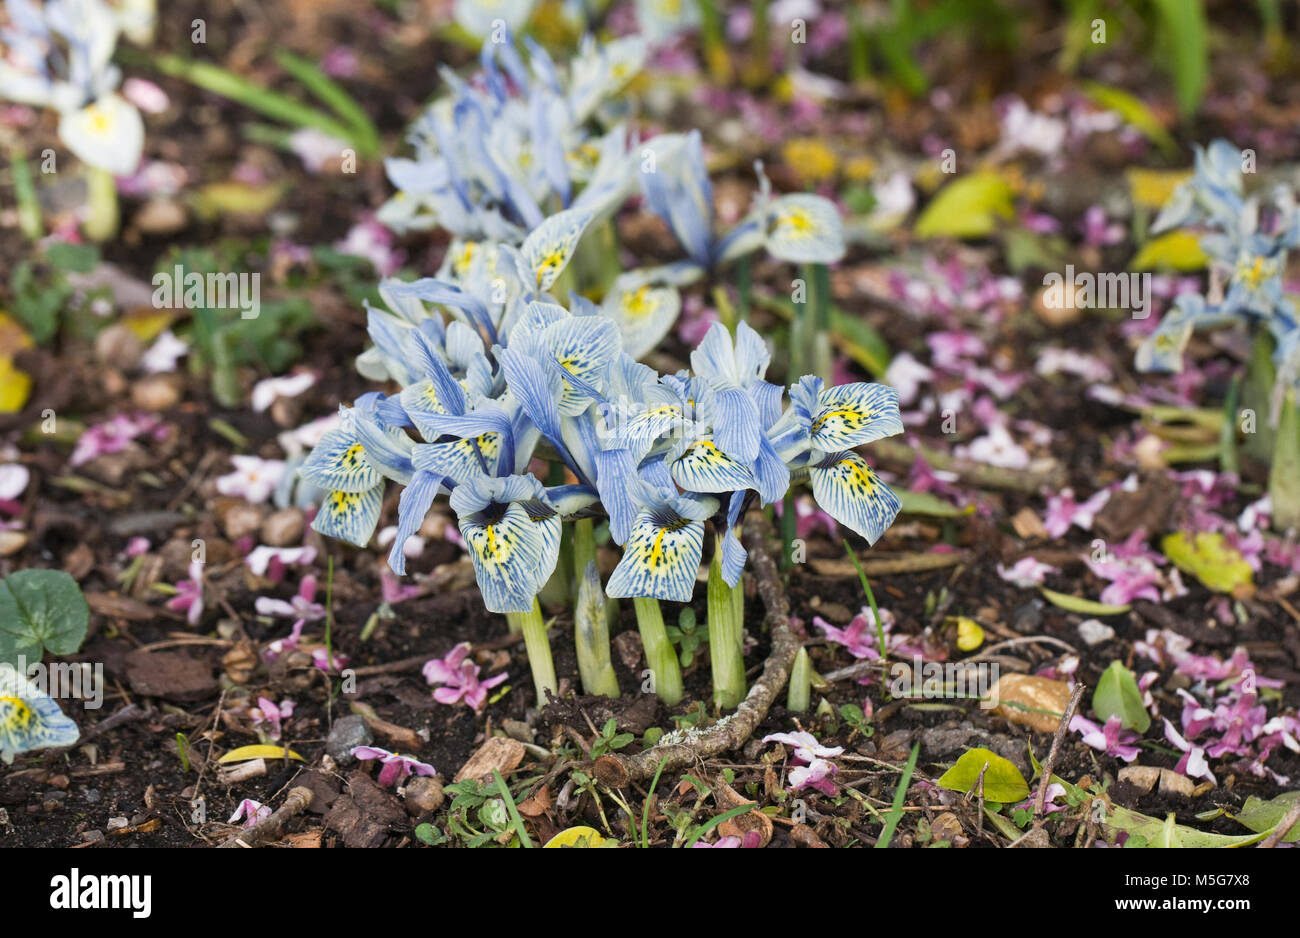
0,356,32,414
953,616,985,652
120,307,174,343
1127,168,1192,209
218,744,305,764
193,182,282,220
1130,230,1208,272
1161,531,1253,594
914,171,1015,240
544,826,607,848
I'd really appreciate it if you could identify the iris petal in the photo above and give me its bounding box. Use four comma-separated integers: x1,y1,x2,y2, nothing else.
606,510,704,602
809,451,900,545
312,484,384,547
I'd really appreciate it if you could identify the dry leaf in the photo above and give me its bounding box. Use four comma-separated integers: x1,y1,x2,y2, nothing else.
992,674,1072,733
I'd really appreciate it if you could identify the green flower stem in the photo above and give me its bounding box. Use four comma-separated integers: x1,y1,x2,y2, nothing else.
708,537,747,709
83,167,119,242
518,598,558,706
735,254,752,323
1270,389,1300,531
9,147,43,241
1219,373,1241,476
575,560,620,698
1242,332,1278,462
805,262,833,381
632,597,683,705
504,611,523,635
571,518,596,603
787,646,811,712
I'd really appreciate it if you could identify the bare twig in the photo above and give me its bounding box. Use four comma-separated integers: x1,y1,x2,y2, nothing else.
80,703,149,742
965,635,1079,661
869,438,1065,494
216,786,314,848
1033,683,1086,824
593,513,800,785
810,550,969,578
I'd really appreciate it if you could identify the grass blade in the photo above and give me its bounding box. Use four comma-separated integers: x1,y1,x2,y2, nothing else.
876,743,919,848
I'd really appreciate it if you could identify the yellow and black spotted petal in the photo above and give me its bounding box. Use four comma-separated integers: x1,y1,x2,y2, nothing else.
1135,322,1193,373
670,439,756,493
605,512,705,603
460,503,561,613
521,206,592,292
614,404,690,453
0,672,79,764
810,383,903,451
809,451,901,545
399,379,451,441
311,483,384,547
412,433,499,484
605,283,680,361
545,316,619,416
765,193,845,265
299,428,382,493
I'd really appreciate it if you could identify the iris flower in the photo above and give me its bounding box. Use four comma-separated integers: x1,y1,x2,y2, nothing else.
0,665,79,764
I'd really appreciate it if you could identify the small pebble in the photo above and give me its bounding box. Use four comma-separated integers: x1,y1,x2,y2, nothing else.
326,715,373,766
106,816,129,830
131,374,181,411
1077,618,1115,646
1012,599,1044,634
94,324,144,370
403,776,445,815
221,503,265,541
261,508,305,547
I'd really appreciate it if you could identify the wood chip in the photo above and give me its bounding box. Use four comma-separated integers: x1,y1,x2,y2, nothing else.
454,736,526,783
1011,508,1047,540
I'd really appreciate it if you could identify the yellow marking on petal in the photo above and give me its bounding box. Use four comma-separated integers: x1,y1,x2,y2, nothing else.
620,285,656,319
536,249,567,287
1236,254,1276,289
453,242,477,276
779,209,817,235
812,407,871,435
649,529,666,568
567,143,601,171
85,104,113,135
342,443,366,467
835,457,880,495
0,696,32,730
328,491,365,516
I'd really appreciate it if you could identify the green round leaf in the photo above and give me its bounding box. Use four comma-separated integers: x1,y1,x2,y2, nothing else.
936,747,1029,803
0,569,90,668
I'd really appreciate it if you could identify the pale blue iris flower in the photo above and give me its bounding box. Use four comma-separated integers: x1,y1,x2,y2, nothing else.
0,0,144,175
1140,138,1300,386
